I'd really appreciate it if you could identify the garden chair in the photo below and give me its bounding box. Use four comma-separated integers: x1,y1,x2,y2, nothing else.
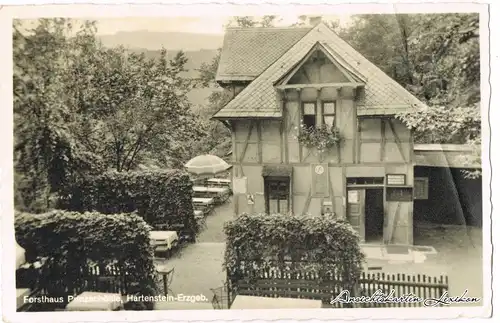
161,267,175,296
210,282,231,309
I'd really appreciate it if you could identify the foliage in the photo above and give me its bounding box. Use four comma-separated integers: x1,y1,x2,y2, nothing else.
195,48,232,157
57,169,197,235
13,19,104,213
64,41,206,171
343,13,481,177
224,213,365,288
344,14,479,107
14,18,208,213
295,123,343,154
397,104,480,144
15,209,158,310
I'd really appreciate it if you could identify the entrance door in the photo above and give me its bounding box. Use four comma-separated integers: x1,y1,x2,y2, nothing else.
347,189,366,242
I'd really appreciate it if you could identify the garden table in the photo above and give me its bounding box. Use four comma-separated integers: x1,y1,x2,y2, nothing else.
150,231,179,252
65,292,123,311
230,295,322,309
207,178,231,187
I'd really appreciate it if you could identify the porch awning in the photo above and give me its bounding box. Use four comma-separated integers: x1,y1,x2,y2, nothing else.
414,144,481,169
262,165,293,177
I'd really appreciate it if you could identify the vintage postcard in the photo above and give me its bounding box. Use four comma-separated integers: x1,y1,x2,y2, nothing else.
0,1,493,322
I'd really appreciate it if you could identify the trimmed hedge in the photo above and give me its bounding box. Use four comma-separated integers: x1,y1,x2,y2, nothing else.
224,213,365,288
15,210,158,310
58,169,197,236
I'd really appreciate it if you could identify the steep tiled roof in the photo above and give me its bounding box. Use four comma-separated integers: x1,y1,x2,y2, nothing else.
213,23,427,119
216,27,311,81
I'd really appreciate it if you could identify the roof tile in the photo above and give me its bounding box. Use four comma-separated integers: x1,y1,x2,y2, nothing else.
216,27,311,81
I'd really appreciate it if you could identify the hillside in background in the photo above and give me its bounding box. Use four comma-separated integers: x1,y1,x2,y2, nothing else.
97,31,222,109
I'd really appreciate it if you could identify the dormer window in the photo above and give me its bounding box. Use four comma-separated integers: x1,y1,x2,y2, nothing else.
302,102,317,128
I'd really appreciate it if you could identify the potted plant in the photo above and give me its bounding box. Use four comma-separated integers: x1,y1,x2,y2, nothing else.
295,123,343,154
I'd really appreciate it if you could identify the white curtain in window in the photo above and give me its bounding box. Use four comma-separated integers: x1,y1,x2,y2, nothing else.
324,116,335,127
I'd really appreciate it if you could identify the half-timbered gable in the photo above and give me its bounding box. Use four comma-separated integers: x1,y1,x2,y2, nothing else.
213,23,431,245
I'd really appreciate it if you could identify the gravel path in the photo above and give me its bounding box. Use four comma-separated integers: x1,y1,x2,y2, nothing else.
154,199,235,309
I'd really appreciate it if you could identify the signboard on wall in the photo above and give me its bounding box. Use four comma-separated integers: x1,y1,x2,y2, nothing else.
233,177,247,194
348,190,359,203
386,174,406,186
311,163,329,196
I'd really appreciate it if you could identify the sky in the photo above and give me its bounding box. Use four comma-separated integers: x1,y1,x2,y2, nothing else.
92,15,353,35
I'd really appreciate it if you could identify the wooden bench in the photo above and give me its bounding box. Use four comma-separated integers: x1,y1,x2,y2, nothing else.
206,178,231,188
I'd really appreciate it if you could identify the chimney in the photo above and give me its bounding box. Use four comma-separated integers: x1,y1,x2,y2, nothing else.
309,16,322,26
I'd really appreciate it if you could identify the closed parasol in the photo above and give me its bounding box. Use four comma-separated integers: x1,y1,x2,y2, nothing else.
184,154,232,177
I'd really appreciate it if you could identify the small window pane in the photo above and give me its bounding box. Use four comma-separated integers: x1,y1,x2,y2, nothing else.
324,116,335,127
303,103,316,115
303,115,316,128
269,199,279,214
279,200,288,214
323,102,335,115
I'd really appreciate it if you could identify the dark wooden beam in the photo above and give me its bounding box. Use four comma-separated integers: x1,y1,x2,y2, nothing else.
297,88,303,163
387,119,407,163
328,169,336,211
302,68,311,84
341,166,346,219
257,121,263,164
337,88,343,164
302,188,312,215
380,119,386,162
230,121,237,165
279,119,284,164
239,120,255,176
279,91,286,164
409,128,415,164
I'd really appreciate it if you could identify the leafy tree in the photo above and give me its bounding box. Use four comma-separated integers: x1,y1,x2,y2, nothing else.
13,19,103,212
342,14,480,177
66,44,206,171
14,18,208,212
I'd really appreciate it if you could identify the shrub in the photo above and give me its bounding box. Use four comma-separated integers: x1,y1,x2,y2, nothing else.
57,169,197,236
15,210,158,310
224,213,365,289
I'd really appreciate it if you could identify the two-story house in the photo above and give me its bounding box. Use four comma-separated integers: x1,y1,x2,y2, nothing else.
212,22,469,246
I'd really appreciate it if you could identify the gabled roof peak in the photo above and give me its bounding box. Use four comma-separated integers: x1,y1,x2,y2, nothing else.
214,21,427,119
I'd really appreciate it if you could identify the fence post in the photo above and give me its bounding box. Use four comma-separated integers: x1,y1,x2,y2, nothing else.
351,279,360,309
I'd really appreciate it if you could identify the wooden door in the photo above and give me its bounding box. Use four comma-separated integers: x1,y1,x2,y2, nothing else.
347,189,366,242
